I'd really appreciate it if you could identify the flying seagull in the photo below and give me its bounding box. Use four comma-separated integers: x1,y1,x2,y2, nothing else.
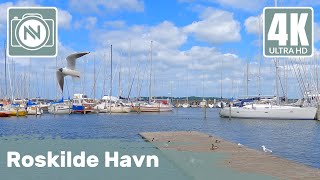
56,52,90,92
261,145,272,153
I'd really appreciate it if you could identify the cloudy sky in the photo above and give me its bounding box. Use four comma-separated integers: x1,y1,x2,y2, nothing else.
0,0,320,100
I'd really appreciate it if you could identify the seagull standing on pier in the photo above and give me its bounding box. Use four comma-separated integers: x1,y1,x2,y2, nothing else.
262,145,272,153
56,52,90,92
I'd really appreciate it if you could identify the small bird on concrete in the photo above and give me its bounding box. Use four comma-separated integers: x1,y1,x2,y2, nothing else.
210,144,218,150
262,145,272,153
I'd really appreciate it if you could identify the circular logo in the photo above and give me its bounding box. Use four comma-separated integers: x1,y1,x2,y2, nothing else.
15,16,50,50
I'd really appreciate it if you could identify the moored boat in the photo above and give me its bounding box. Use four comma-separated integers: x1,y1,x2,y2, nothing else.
0,111,11,117
95,96,131,113
132,99,173,112
219,104,317,120
48,104,71,114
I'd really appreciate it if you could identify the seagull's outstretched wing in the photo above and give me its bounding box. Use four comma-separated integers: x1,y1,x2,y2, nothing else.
66,52,90,70
56,70,65,92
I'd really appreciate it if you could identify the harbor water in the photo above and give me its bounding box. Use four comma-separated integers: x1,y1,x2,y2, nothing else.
0,108,319,169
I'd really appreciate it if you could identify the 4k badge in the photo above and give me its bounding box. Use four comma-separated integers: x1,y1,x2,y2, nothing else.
263,7,313,57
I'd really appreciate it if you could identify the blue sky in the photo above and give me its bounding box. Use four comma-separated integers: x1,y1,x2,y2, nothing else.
0,0,320,99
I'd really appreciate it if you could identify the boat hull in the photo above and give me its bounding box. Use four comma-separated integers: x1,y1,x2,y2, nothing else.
72,105,85,114
0,111,11,117
48,105,71,114
9,110,27,116
219,106,317,120
132,105,173,112
27,107,43,115
109,106,131,113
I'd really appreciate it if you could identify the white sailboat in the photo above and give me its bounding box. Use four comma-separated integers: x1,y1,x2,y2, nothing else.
182,103,191,108
94,96,131,113
48,103,71,114
132,100,173,112
131,41,173,112
48,98,71,114
219,104,317,120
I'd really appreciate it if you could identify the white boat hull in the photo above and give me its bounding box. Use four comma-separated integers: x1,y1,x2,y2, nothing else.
219,106,317,120
133,104,173,112
48,104,71,114
27,107,43,115
182,103,190,108
109,106,131,113
94,103,131,113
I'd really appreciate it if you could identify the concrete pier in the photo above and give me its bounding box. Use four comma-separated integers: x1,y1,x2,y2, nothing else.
140,131,320,179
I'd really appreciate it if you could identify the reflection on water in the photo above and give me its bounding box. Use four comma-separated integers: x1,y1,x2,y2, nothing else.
0,108,319,168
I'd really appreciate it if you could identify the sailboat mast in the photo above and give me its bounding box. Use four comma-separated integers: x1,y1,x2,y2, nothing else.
202,74,205,100
128,39,132,96
316,55,319,92
149,40,153,103
274,0,280,105
186,71,189,104
110,45,113,113
246,61,249,98
4,41,7,98
93,55,96,100
28,58,31,99
220,59,223,99
55,56,57,99
258,15,262,97
118,66,121,97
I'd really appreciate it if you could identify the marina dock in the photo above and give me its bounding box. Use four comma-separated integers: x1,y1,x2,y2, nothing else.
140,131,320,179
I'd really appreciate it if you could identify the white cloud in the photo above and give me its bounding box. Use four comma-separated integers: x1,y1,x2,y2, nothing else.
214,0,268,11
74,16,97,30
183,8,241,44
69,0,144,13
58,9,72,29
150,21,187,49
179,0,268,12
244,14,263,35
104,20,126,28
92,21,187,54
